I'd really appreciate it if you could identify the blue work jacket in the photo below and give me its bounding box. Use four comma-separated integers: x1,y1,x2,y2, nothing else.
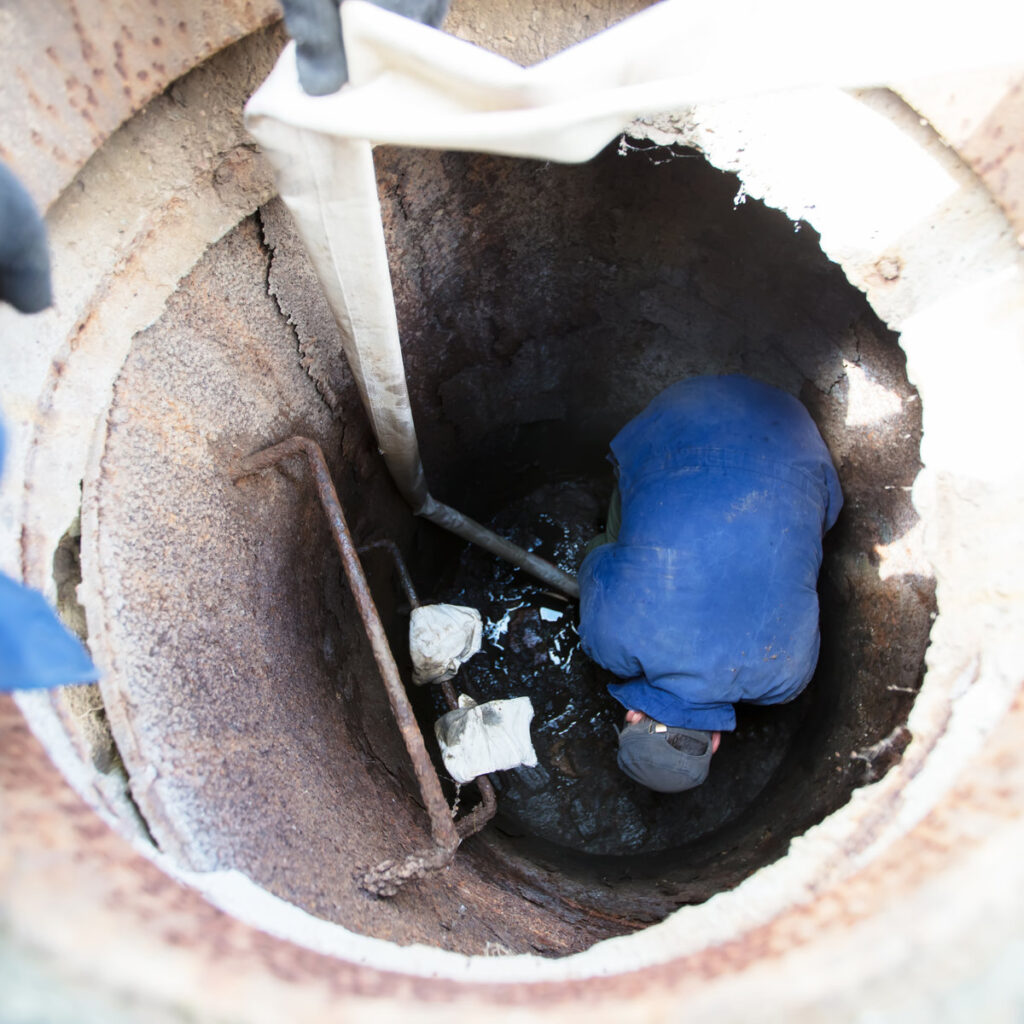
578,375,842,731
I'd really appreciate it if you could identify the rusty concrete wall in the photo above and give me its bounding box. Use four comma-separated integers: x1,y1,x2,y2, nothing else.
4,687,1024,1017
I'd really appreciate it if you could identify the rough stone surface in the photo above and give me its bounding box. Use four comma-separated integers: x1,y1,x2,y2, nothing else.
4,26,283,600
444,0,652,66
0,0,279,211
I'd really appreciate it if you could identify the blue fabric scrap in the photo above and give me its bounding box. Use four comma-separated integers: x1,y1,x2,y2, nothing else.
0,417,98,691
0,573,99,690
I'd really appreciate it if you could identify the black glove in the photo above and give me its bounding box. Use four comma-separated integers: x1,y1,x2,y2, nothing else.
0,162,52,314
279,0,450,96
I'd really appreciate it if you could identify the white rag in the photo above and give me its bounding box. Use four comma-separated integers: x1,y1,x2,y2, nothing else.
435,695,538,784
409,604,482,686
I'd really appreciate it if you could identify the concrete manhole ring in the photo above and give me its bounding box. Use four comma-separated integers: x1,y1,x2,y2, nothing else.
3,9,1024,1018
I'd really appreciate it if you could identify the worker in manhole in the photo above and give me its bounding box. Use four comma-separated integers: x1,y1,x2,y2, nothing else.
577,375,842,792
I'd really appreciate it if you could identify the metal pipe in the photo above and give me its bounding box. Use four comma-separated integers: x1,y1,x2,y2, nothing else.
358,539,421,609
417,495,580,599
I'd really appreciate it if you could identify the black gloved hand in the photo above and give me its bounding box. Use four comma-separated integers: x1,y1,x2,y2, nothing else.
278,0,450,96
0,162,52,314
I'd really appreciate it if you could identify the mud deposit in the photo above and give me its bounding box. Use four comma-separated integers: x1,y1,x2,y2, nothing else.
429,479,811,857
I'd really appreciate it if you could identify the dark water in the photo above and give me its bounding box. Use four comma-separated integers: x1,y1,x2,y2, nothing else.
430,480,808,857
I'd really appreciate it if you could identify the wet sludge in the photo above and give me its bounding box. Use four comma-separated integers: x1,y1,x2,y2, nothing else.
426,478,812,859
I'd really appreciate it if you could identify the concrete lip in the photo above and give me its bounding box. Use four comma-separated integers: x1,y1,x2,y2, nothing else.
4,20,1024,1008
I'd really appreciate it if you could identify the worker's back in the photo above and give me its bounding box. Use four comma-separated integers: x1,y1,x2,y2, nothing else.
579,375,842,732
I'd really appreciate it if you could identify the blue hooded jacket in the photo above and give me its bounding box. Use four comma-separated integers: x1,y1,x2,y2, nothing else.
578,375,841,731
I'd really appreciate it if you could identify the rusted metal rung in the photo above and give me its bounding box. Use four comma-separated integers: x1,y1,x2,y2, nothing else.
358,539,421,610
234,436,496,896
358,542,498,842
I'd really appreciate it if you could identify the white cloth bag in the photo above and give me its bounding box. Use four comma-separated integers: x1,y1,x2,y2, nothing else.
435,695,538,784
408,603,482,686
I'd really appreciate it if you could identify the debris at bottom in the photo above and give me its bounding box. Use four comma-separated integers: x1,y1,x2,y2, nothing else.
436,695,537,784
410,603,483,685
357,844,458,898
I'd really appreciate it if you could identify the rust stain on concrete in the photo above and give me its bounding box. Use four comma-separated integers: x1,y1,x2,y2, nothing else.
1,0,280,212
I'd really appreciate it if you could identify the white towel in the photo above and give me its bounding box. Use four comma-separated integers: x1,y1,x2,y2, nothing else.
409,604,482,686
435,695,538,783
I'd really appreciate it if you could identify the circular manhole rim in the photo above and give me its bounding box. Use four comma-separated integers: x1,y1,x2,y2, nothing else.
7,72,1024,988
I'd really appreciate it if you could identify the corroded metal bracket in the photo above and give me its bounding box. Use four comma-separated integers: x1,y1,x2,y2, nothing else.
233,436,495,896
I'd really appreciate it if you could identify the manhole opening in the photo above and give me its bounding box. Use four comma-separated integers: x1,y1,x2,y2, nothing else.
83,136,935,957
382,139,935,917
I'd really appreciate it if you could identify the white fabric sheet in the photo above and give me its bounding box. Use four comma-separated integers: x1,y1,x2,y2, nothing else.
434,695,538,784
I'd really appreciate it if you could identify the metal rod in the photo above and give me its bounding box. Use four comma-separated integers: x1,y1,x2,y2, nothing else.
417,495,580,599
235,437,499,896
234,437,459,855
357,539,421,609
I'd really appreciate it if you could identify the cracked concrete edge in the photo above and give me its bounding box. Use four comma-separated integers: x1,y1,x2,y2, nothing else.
258,198,357,419
2,24,1024,1007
